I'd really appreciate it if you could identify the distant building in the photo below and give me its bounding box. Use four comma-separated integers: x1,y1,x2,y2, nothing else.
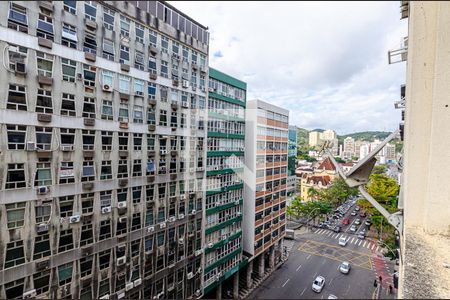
343,137,355,159
385,144,396,162
354,140,364,158
359,143,370,159
288,126,298,196
321,129,337,140
308,131,322,147
299,157,337,201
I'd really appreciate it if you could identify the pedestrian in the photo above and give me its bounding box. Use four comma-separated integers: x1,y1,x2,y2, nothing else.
379,275,382,283
389,285,393,294
373,279,378,287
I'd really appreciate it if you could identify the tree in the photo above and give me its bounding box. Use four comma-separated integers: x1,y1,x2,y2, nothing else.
334,156,345,163
372,165,387,175
318,177,358,207
307,187,319,201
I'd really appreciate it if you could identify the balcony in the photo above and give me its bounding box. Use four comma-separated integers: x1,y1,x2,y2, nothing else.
388,36,408,64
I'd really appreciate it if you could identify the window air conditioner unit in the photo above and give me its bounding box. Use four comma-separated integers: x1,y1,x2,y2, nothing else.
37,223,49,233
195,289,201,297
234,200,240,205
37,186,50,195
178,213,185,220
180,195,186,200
168,216,176,222
159,222,166,229
182,80,189,88
236,212,242,216
15,62,26,74
61,144,74,151
187,272,194,279
201,86,206,92
125,282,134,291
195,249,203,256
99,294,110,300
207,242,213,248
160,150,167,155
26,141,36,151
191,209,196,215
116,256,126,266
119,217,127,223
117,292,125,299
22,290,37,299
178,238,184,244
134,278,142,287
135,91,143,96
103,84,112,92
208,87,214,92
117,201,127,209
101,206,112,214
147,226,155,233
69,215,81,223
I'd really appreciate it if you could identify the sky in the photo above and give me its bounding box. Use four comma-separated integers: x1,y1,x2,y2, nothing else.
169,1,408,135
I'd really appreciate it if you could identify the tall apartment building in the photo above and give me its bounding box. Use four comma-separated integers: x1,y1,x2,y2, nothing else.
243,100,288,282
342,136,355,160
287,125,298,196
203,68,247,297
321,129,337,141
0,1,209,299
308,131,321,147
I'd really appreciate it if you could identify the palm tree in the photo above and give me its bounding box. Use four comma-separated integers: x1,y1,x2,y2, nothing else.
307,187,319,201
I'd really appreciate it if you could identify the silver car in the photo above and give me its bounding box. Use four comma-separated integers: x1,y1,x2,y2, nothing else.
350,225,357,232
312,276,326,293
339,261,351,274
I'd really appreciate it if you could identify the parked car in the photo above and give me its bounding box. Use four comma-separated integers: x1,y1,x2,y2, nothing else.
342,217,350,225
359,211,366,218
312,276,325,293
355,206,360,211
357,231,366,239
339,236,348,246
351,211,357,216
328,295,338,299
350,225,357,232
365,219,372,226
285,229,295,240
339,261,351,274
354,218,361,225
333,225,341,233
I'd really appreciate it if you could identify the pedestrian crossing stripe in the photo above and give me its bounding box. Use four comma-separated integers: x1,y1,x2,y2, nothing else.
335,234,340,239
363,241,367,247
350,237,355,243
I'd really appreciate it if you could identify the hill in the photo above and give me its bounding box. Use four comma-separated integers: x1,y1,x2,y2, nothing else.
337,131,391,143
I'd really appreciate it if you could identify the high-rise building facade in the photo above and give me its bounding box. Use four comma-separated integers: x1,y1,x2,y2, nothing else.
287,126,298,196
204,68,247,295
321,129,337,141
342,137,355,160
243,100,288,275
0,1,209,299
308,131,321,147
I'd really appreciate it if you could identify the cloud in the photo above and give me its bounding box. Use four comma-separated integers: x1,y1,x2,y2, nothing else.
169,1,408,134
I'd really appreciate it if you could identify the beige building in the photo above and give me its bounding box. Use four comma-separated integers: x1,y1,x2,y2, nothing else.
342,137,355,160
395,1,450,298
321,129,337,141
385,144,396,161
308,131,321,147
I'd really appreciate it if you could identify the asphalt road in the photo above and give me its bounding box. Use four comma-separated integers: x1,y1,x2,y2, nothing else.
250,199,396,299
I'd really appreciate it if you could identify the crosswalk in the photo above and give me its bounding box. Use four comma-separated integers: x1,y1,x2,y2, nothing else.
313,229,381,252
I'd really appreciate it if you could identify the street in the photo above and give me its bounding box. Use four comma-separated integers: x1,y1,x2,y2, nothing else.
250,200,396,299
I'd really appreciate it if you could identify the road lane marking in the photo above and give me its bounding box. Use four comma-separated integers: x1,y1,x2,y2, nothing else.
363,241,367,247
376,246,380,252
301,287,306,295
335,234,340,239
282,278,290,287
306,254,311,260
296,264,302,271
351,237,355,243
358,240,362,246
371,244,375,250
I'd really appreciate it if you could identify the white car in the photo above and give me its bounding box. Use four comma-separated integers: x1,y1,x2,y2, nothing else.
328,294,338,299
339,261,351,274
354,218,361,225
312,276,325,293
349,225,357,232
338,236,348,246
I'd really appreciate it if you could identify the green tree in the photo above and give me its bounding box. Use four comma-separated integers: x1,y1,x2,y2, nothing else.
372,165,387,175
318,177,358,207
334,156,345,163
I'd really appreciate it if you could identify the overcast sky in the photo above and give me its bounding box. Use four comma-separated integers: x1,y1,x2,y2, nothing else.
169,1,407,135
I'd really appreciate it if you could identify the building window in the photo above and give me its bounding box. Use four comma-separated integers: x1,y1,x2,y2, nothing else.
8,3,28,33
59,161,74,184
61,93,76,116
101,131,113,151
36,89,53,114
80,220,94,246
134,79,144,96
59,196,74,218
161,36,169,53
134,105,143,123
147,107,156,125
102,100,113,120
35,161,52,186
82,130,95,150
36,51,53,77
159,110,167,126
160,60,168,78
7,125,26,150
62,23,77,48
83,64,96,87
102,39,114,61
119,44,129,64
119,101,129,122
35,203,51,224
58,262,73,286
103,7,114,31
135,51,144,70
82,160,95,182
132,160,142,177
148,56,157,74
6,202,26,228
33,270,50,296
148,82,156,99
99,221,111,241
147,134,155,151
84,1,97,21
5,163,26,189
160,86,168,101
133,133,142,150
37,13,54,41
170,111,177,127
118,132,128,150
100,160,112,180
98,250,110,270
8,44,27,72
7,84,27,111
63,0,76,14
100,191,112,210
61,58,76,82
83,97,96,118
136,23,144,44
120,15,130,37
119,75,130,93
83,33,97,55
36,127,52,150
102,70,113,87
117,159,128,178
5,240,25,268
149,29,157,47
